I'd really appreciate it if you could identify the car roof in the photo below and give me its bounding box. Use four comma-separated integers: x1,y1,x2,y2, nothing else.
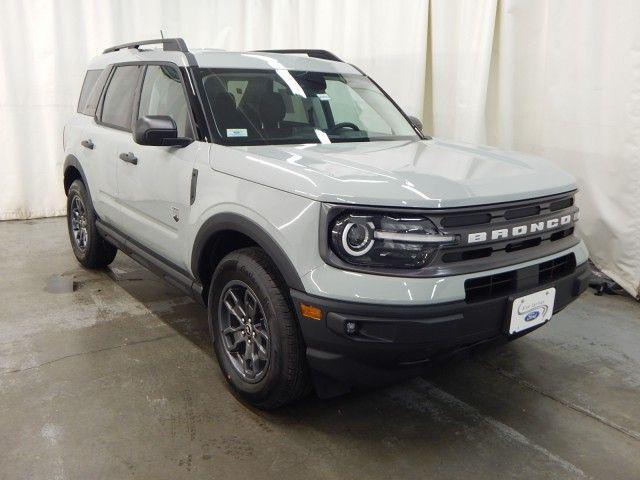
87,46,361,75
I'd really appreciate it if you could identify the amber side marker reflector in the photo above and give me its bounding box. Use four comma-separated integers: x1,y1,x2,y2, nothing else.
300,303,323,321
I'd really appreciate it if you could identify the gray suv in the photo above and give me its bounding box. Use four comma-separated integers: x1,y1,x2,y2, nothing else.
63,38,589,408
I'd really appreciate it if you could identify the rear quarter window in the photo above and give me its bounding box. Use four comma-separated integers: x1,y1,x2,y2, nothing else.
77,69,106,116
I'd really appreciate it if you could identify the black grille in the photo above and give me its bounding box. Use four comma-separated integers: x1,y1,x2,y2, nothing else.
465,253,576,302
550,197,574,211
550,227,574,242
433,192,578,272
504,205,541,220
539,253,576,283
465,271,517,302
440,212,491,228
442,247,492,263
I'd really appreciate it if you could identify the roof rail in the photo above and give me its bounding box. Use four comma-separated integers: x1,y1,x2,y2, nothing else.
103,38,189,54
254,49,343,62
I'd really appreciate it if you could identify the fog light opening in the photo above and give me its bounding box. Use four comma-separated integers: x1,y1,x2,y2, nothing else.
345,321,358,335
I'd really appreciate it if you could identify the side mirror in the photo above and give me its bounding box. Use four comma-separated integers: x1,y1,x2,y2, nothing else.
134,115,192,147
407,115,423,132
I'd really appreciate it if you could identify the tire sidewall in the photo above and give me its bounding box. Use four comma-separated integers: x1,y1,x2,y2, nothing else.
67,181,95,262
208,255,289,403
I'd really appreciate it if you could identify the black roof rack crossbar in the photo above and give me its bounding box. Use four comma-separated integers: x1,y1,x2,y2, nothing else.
254,49,343,62
103,38,189,54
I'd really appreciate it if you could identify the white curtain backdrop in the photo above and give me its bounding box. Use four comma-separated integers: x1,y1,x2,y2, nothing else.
1,0,638,297
425,0,640,297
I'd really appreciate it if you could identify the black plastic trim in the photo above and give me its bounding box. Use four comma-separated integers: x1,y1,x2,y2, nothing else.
96,219,204,304
190,169,198,205
191,213,304,291
104,38,188,54
103,39,197,67
290,261,589,387
253,49,343,62
63,155,90,197
183,67,212,141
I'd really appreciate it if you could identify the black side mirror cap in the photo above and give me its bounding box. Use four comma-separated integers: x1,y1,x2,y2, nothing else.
407,115,423,132
134,115,193,147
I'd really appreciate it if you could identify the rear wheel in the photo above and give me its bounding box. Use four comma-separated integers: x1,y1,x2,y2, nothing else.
209,247,310,409
66,180,117,268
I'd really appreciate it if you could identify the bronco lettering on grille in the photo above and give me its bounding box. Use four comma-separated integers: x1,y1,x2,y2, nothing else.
467,213,578,244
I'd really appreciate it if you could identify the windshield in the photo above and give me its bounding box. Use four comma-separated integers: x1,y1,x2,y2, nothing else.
199,69,419,145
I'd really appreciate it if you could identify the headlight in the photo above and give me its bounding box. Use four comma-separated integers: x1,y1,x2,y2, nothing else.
329,212,457,269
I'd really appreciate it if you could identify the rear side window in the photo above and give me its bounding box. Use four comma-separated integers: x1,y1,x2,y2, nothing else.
77,69,105,116
100,65,141,130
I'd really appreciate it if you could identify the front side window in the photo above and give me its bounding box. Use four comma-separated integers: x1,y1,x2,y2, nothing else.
101,65,141,130
200,69,418,145
138,65,191,137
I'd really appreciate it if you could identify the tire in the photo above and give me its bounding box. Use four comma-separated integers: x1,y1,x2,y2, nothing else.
66,179,117,269
208,247,311,409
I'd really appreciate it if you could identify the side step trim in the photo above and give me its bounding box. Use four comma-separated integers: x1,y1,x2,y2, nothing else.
96,219,205,305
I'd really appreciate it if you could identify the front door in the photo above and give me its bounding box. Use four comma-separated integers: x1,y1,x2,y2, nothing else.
116,64,206,268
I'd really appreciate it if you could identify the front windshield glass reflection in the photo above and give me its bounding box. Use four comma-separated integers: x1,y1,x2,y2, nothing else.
199,68,419,146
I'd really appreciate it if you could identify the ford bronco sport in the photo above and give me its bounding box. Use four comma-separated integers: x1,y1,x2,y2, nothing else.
63,38,589,408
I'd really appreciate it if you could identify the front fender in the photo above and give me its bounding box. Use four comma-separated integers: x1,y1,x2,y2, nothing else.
191,212,305,292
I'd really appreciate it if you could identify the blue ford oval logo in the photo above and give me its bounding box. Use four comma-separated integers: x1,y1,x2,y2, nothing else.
524,311,540,322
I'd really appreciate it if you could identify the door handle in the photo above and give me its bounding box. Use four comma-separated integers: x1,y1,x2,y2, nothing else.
81,139,94,150
119,152,138,165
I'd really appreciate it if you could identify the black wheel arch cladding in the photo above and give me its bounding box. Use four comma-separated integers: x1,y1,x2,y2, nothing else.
192,212,305,292
63,154,90,197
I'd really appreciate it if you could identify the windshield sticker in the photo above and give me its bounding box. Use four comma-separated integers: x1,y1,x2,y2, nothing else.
226,128,248,137
317,93,331,101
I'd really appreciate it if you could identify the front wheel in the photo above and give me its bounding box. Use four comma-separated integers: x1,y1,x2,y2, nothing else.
66,179,117,268
208,247,310,409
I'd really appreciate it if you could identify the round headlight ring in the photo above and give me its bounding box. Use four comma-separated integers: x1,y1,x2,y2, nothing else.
341,221,375,257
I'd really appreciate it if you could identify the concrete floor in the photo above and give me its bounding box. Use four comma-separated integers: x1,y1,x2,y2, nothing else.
1,217,639,480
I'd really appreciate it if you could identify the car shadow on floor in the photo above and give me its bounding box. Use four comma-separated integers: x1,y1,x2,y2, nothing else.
105,258,213,355
95,256,640,478
104,255,482,407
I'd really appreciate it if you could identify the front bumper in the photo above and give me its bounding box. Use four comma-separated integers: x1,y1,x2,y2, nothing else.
291,259,589,389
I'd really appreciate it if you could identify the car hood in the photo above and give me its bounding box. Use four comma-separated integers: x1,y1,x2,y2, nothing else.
212,138,577,208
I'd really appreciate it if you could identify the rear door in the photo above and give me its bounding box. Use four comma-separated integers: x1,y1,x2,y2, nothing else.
91,65,143,226
70,68,115,224
116,63,205,268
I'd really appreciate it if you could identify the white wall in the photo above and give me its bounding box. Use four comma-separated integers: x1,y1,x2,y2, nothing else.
1,0,638,297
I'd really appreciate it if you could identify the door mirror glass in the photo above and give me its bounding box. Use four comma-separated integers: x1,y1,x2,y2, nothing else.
134,115,192,147
407,115,423,132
